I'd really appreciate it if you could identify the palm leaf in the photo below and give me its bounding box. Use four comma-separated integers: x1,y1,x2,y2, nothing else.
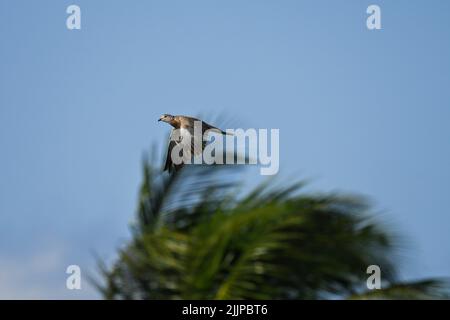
97,148,449,300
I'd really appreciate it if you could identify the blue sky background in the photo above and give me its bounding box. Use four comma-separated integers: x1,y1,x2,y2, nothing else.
1,0,449,299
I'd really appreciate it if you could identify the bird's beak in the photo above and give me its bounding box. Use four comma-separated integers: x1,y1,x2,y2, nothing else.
158,118,162,122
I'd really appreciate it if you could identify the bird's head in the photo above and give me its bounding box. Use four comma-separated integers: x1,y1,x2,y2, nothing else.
158,114,175,123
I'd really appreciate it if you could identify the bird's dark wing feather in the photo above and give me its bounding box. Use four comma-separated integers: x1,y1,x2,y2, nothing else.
164,139,177,172
164,141,185,173
201,121,230,135
164,128,201,172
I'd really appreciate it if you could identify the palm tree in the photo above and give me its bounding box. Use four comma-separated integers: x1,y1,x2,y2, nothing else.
97,150,448,300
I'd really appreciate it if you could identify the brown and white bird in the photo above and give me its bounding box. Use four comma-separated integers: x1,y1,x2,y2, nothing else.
158,114,230,172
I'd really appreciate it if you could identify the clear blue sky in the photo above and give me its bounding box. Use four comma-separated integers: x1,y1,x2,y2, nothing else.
1,0,449,298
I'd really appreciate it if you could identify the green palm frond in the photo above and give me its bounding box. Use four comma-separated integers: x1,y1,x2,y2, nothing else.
98,150,449,300
348,279,449,300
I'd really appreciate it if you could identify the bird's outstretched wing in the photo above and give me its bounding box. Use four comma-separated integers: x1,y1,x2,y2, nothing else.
202,121,233,136
164,139,181,173
164,128,206,172
179,116,232,136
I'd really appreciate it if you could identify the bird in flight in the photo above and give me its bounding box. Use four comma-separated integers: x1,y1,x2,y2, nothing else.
158,114,230,172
